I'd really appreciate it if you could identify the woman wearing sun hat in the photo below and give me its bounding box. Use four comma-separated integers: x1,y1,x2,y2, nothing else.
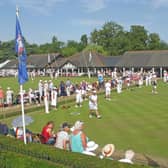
70,120,87,153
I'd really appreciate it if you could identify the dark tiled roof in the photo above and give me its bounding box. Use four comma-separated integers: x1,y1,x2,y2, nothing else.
65,51,105,67
3,50,168,69
27,53,62,68
116,50,168,67
103,56,122,67
50,57,68,68
3,53,63,69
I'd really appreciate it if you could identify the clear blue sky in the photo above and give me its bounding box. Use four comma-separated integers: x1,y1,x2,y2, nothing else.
0,0,168,44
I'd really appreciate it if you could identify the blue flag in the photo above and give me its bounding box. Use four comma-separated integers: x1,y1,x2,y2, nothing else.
15,9,28,85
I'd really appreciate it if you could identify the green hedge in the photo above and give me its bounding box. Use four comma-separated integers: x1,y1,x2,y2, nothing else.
0,135,150,168
0,150,70,168
0,106,43,119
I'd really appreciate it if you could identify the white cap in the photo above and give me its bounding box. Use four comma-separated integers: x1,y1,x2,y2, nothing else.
74,120,84,130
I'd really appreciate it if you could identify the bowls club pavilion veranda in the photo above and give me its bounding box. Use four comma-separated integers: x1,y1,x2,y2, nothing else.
1,50,168,77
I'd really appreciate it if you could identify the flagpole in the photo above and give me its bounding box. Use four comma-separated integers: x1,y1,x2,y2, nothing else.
16,6,28,144
20,84,27,144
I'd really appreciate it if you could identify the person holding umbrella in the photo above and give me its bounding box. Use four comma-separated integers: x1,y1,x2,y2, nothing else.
15,126,32,143
12,115,34,143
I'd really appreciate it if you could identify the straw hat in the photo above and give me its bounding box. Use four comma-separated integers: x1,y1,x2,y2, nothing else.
7,87,10,90
86,141,99,152
102,144,115,157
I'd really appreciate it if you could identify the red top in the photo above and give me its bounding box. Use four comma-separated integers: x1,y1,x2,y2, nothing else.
0,89,4,99
41,125,51,143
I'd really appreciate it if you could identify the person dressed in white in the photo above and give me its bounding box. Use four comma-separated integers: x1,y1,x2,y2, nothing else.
119,150,135,164
43,83,49,114
126,76,131,89
89,90,101,119
138,75,143,88
105,80,111,100
145,73,149,86
66,86,71,97
54,122,70,150
48,80,53,101
75,85,83,108
51,87,58,110
148,72,152,86
28,88,35,104
163,70,167,82
38,80,43,103
55,70,59,79
113,69,117,79
117,77,122,94
152,75,158,94
6,87,13,106
66,79,71,97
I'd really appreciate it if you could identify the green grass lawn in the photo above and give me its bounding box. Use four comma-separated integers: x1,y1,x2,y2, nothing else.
1,77,168,160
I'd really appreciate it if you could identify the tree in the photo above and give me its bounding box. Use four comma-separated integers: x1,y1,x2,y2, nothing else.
148,33,160,49
83,44,107,55
80,34,88,47
61,40,83,57
52,36,57,44
129,25,148,50
159,41,168,49
61,46,78,57
50,36,64,53
90,21,125,55
90,29,99,45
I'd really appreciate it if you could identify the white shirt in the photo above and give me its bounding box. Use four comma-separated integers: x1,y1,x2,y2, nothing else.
89,95,97,107
6,90,13,98
105,82,111,91
51,90,57,106
55,131,69,149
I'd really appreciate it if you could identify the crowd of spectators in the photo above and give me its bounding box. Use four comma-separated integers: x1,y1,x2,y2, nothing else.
0,119,135,165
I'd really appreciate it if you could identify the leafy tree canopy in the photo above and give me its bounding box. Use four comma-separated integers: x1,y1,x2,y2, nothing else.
1,21,168,62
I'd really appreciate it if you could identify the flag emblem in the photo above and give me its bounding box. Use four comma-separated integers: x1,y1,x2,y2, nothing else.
16,34,24,56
